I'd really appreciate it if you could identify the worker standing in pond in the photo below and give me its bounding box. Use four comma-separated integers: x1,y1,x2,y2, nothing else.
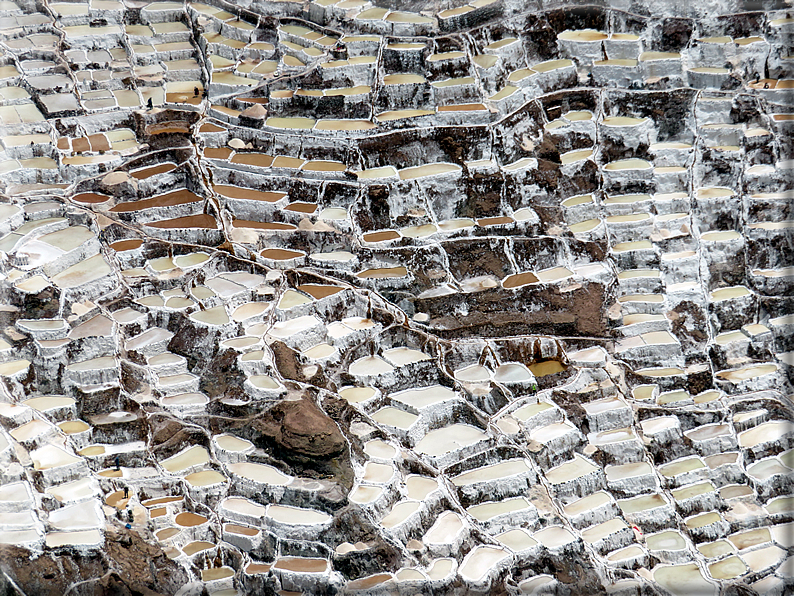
331,41,347,60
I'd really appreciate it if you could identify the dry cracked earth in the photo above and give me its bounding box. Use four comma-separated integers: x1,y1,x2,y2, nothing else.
0,0,791,594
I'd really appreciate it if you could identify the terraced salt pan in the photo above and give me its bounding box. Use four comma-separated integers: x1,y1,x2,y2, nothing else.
467,496,533,523
358,267,408,279
10,419,53,443
382,347,430,366
534,526,577,550
0,360,30,377
582,517,629,545
267,316,322,340
454,364,491,382
361,462,393,483
189,306,229,326
452,459,531,486
350,356,394,376
222,497,266,520
22,395,74,414
458,546,510,583
653,564,717,596
161,445,210,473
380,501,420,529
746,457,791,483
185,470,227,487
606,461,654,484
493,362,533,383
51,254,112,288
528,360,566,377
339,386,377,404
530,421,579,444
0,482,34,509
423,511,464,545
349,485,383,505
49,500,103,530
390,385,455,410
560,148,594,165
268,504,331,525
647,529,687,553
364,440,396,459
717,363,777,383
545,454,599,486
31,445,80,470
406,476,438,500
416,424,488,457
227,462,291,485
371,407,418,430
45,529,102,548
